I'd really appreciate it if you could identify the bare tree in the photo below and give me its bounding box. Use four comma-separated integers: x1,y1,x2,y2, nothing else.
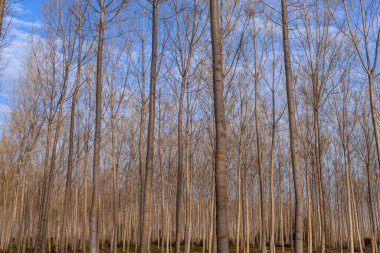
0,1,379,253
139,0,158,252
89,0,105,252
60,2,86,252
340,0,380,172
209,0,229,252
280,1,304,252
35,1,76,251
0,0,5,40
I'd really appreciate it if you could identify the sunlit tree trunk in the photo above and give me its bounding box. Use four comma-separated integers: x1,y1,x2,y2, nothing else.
89,1,104,252
342,0,380,173
184,86,192,253
137,7,147,247
280,1,304,252
269,58,276,253
139,1,158,252
209,0,229,252
0,0,4,38
61,3,83,251
175,57,185,253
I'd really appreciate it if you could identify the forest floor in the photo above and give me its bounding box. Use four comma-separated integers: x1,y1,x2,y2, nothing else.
2,245,373,253
107,245,372,253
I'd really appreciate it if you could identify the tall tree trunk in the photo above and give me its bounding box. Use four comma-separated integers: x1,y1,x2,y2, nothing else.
303,106,313,253
368,73,380,171
306,153,312,253
209,0,229,252
41,68,68,253
365,144,378,253
184,89,192,253
111,94,118,253
36,10,71,249
34,86,54,253
139,0,158,252
34,34,57,253
61,6,83,251
175,76,186,253
279,161,285,253
89,1,104,252
244,168,250,253
337,78,354,253
236,118,243,253
158,98,165,253
0,0,4,39
138,8,147,247
252,7,266,252
350,182,363,253
82,93,91,253
269,66,276,253
280,1,304,253
313,107,327,253
343,145,354,253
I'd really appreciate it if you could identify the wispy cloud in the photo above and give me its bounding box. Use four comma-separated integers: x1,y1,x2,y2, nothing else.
1,25,33,91
13,2,31,16
0,3,40,127
11,17,42,29
0,92,11,125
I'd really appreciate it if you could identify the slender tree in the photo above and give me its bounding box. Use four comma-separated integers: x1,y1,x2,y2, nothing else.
341,0,380,173
60,2,85,252
139,0,158,252
209,0,229,252
89,0,105,252
280,1,304,253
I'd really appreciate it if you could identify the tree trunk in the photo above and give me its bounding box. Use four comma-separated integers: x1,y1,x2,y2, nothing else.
209,0,230,252
344,148,354,253
82,95,91,253
365,147,378,253
184,93,192,253
139,0,158,252
368,74,380,172
175,77,186,253
280,1,304,253
89,1,104,252
269,71,276,253
236,123,243,253
36,15,71,251
0,0,4,39
111,95,118,253
138,9,147,247
61,7,83,251
313,107,327,253
34,36,57,253
252,8,266,252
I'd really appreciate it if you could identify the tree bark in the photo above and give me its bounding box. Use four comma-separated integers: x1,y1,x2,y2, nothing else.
138,9,147,247
89,1,104,252
139,1,158,252
269,65,276,253
61,6,83,251
280,1,304,253
175,75,186,253
209,0,230,252
0,0,4,39
368,74,380,172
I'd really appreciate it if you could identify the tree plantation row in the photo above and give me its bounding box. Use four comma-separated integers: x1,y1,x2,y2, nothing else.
0,0,379,253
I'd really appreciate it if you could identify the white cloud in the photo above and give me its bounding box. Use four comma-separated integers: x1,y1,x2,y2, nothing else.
0,92,11,126
13,2,31,16
0,4,40,124
1,28,32,92
11,17,42,29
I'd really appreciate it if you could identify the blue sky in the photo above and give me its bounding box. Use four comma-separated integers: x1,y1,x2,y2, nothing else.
0,1,42,125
